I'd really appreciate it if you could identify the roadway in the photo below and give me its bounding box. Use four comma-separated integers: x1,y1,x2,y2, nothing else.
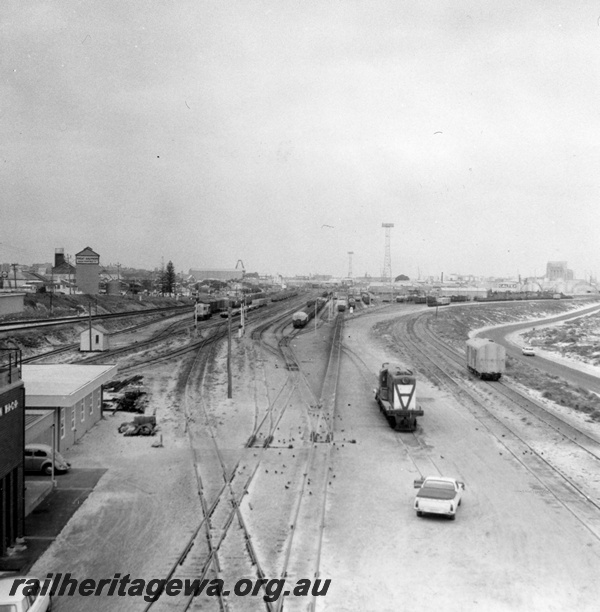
477,302,600,394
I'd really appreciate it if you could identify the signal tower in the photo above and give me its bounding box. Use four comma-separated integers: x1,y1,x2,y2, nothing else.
347,251,354,279
381,223,394,280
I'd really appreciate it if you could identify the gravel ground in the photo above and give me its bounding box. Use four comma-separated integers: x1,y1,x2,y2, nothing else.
27,302,600,611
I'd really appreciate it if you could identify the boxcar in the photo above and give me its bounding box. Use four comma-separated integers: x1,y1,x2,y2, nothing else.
465,338,505,380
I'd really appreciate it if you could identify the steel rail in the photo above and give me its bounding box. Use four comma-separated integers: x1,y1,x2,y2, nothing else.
395,313,600,541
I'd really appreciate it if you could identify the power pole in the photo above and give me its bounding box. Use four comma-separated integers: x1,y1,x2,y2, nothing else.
347,251,354,280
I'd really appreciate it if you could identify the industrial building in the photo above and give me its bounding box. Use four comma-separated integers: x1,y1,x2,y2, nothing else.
188,269,243,282
546,261,574,282
0,348,25,557
75,246,101,294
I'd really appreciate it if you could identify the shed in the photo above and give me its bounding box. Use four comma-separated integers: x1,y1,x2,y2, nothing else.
80,324,110,352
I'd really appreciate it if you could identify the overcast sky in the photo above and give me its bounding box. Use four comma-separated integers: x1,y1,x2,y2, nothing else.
2,1,600,280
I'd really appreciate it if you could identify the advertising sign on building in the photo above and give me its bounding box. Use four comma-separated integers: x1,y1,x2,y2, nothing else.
76,255,100,265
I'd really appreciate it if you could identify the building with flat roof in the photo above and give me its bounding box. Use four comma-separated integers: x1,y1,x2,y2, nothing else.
22,363,118,453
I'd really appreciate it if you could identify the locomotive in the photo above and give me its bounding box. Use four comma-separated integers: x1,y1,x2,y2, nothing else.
375,364,423,431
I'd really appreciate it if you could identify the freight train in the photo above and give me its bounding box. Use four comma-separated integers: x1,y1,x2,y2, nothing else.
195,291,268,321
291,297,327,328
426,296,451,307
465,338,505,380
194,302,211,321
375,364,423,431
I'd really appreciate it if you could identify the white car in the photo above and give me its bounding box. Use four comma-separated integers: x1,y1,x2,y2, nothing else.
522,346,535,356
0,576,52,611
414,476,465,520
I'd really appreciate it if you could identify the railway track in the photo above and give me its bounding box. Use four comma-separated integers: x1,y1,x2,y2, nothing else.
0,304,193,332
144,330,275,612
389,312,600,540
136,296,337,611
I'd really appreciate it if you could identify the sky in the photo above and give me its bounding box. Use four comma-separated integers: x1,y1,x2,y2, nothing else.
2,1,600,280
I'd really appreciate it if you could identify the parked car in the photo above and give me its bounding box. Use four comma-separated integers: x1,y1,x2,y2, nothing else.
24,444,71,475
414,476,465,520
0,576,52,611
522,346,535,356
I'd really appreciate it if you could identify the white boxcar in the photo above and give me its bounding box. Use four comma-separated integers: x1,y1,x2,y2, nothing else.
465,338,505,380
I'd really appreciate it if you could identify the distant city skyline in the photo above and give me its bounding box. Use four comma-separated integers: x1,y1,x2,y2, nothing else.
2,2,600,280
1,249,595,285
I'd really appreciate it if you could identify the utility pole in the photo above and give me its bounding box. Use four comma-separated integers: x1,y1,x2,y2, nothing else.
11,263,18,291
347,251,354,280
88,299,93,352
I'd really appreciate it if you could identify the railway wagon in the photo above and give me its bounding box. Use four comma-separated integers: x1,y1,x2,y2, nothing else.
362,293,371,305
375,364,423,431
466,338,505,380
427,296,451,307
337,298,348,312
194,302,211,321
270,289,298,302
248,297,268,311
292,298,327,328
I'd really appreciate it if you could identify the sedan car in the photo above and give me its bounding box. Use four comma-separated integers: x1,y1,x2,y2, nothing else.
414,476,465,520
24,444,71,475
522,346,535,356
0,576,52,611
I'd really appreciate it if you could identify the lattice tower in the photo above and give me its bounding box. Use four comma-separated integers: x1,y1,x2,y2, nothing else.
382,223,394,280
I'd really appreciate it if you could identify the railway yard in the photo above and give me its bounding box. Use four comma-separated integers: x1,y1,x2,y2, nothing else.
5,294,600,611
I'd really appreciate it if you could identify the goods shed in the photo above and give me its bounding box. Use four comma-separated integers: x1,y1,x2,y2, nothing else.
22,364,118,453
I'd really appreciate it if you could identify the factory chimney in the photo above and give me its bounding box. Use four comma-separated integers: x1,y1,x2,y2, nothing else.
55,248,65,267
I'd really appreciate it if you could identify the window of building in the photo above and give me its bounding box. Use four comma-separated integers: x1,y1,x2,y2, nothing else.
60,408,65,439
81,400,85,422
89,393,94,415
71,407,76,430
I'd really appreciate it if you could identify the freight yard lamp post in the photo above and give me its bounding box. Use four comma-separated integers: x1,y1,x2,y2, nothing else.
227,304,232,399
